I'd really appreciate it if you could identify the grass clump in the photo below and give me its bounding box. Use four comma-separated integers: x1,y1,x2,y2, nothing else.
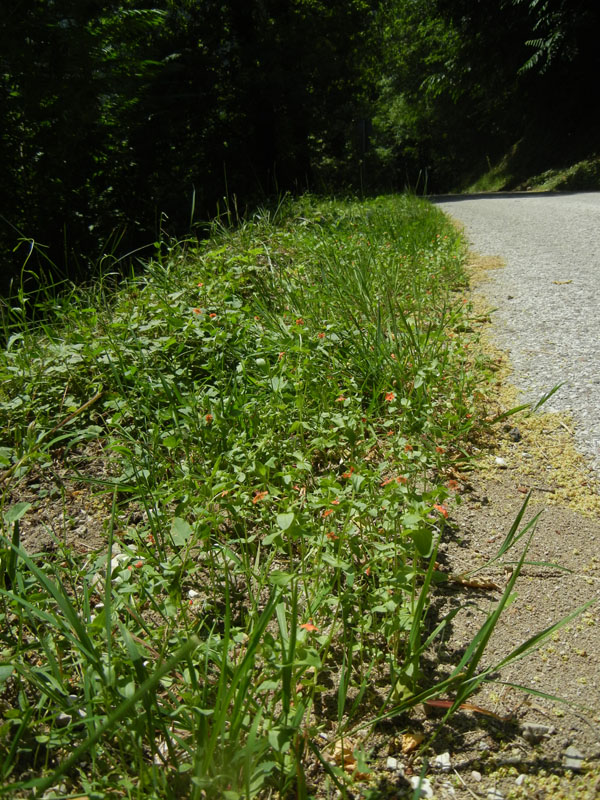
0,195,563,798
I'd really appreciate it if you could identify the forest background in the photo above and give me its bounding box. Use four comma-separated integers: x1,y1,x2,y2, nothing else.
1,0,598,292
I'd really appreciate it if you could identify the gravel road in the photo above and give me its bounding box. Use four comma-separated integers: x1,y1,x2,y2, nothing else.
432,192,600,479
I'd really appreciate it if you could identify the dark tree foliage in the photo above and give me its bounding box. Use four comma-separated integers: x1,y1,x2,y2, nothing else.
0,0,377,289
1,0,598,291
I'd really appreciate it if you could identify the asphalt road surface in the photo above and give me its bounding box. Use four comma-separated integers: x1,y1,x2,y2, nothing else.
432,192,600,478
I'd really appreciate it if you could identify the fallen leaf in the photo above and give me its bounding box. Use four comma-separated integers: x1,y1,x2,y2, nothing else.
401,732,425,754
449,574,501,591
424,698,512,722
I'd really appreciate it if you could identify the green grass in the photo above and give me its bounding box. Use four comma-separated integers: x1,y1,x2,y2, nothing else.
0,194,584,798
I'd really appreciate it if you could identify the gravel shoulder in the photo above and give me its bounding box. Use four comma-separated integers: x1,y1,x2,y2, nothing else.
432,192,600,478
416,195,600,799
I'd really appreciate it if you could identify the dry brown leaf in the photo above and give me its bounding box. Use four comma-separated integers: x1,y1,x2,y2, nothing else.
401,732,425,754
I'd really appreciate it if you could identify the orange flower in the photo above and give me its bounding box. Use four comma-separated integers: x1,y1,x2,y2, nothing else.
197,282,204,287
295,318,304,325
342,467,354,478
447,479,459,491
436,446,445,454
404,443,413,452
193,307,202,314
205,413,213,423
209,312,217,319
252,491,268,504
300,621,318,632
326,531,338,540
331,499,340,505
322,509,334,517
318,332,326,339
336,395,345,403
385,391,396,402
433,504,449,519
278,351,285,360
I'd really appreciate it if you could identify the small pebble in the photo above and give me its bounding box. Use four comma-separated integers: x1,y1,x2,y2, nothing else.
563,745,584,772
521,722,553,744
471,770,482,782
515,774,526,786
433,751,451,772
487,789,504,800
495,456,508,468
409,777,433,798
386,756,399,771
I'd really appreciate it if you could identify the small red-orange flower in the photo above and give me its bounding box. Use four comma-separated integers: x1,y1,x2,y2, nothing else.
197,282,204,287
435,446,445,454
447,479,459,491
331,499,340,505
404,443,413,452
295,317,304,325
326,531,338,540
433,503,449,519
209,312,217,319
193,307,202,314
252,491,269,504
342,467,354,478
300,621,318,632
385,391,396,402
318,332,326,339
322,509,334,517
205,413,213,423
278,351,285,360
336,395,345,403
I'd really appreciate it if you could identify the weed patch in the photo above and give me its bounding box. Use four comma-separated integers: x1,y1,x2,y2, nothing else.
0,195,572,798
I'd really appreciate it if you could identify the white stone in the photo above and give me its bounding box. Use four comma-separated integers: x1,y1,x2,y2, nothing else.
433,751,451,772
409,777,433,798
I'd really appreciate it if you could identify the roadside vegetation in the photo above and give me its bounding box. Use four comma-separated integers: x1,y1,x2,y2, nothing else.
0,195,584,798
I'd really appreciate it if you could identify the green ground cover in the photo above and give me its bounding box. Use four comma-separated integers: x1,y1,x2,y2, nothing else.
0,195,566,798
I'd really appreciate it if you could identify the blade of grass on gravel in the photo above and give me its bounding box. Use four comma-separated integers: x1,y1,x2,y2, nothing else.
5,636,201,796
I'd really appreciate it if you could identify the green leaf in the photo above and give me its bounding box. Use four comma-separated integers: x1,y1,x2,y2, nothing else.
0,664,14,685
4,503,32,524
411,526,433,557
401,510,422,529
269,571,294,587
0,447,13,467
171,517,193,547
276,512,295,531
